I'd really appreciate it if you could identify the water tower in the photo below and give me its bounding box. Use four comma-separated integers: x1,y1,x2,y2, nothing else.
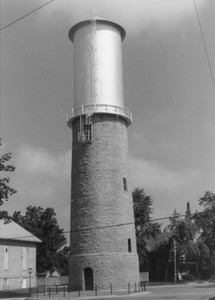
67,16,139,291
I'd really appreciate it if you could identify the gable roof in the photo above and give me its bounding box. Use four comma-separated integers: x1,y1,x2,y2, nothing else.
37,267,61,277
0,219,41,243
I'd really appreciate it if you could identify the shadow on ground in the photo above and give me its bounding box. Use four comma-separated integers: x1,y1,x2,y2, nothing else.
0,288,29,298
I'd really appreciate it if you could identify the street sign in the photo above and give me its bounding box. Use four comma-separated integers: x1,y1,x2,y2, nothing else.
28,267,33,275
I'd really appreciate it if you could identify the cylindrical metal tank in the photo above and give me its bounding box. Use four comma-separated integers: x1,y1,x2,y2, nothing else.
68,19,132,125
69,19,125,108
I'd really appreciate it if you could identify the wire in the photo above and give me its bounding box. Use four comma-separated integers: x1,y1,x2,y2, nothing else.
193,0,215,90
6,211,205,240
0,0,55,31
70,221,135,233
150,215,185,222
6,222,135,240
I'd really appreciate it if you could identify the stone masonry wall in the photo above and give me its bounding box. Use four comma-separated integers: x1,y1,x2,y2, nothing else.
69,114,139,290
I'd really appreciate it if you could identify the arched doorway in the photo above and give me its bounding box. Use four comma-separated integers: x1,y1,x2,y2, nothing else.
84,267,94,290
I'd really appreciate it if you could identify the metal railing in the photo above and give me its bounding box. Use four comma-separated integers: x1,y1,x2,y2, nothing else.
67,103,132,124
30,281,147,298
30,285,68,298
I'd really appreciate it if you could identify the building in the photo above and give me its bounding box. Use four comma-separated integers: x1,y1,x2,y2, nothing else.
0,219,41,290
67,17,139,291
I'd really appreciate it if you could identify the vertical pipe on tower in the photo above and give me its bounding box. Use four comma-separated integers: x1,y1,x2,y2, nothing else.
67,18,139,291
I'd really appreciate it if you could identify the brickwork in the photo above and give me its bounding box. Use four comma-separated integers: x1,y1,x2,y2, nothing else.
69,114,139,290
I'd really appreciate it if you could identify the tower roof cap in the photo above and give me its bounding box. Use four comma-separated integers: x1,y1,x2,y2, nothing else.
68,19,126,42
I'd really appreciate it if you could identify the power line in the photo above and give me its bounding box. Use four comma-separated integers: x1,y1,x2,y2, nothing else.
5,222,135,240
5,211,205,240
150,214,185,222
0,0,55,31
193,0,215,91
70,221,135,233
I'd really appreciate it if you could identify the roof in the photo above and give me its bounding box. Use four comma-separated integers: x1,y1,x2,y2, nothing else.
68,19,126,42
37,267,61,277
0,219,41,243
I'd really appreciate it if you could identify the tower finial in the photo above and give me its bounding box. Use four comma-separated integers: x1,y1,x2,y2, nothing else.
91,9,98,21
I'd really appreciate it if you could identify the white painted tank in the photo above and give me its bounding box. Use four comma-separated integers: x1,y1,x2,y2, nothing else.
68,19,128,119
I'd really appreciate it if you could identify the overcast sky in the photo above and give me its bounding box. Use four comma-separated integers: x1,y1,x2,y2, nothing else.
1,0,215,239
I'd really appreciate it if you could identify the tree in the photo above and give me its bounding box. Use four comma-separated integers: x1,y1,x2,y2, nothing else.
0,142,17,220
163,204,209,280
193,191,215,276
194,191,215,251
147,232,172,281
185,202,192,221
57,245,70,275
165,209,181,232
13,206,68,274
132,188,161,270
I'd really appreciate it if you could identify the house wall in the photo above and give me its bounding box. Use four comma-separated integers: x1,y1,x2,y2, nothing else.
0,240,37,290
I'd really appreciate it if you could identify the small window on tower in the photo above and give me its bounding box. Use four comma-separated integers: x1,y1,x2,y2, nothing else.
128,238,132,252
123,177,127,191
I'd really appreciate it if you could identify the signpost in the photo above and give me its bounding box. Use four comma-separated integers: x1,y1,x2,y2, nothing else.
28,267,33,297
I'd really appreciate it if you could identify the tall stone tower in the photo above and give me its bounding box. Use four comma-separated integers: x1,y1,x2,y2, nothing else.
67,17,139,291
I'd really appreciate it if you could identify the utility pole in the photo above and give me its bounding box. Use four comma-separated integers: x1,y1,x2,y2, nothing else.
173,239,177,284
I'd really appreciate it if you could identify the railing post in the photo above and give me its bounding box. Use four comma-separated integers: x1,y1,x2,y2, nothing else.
63,285,66,297
95,283,97,296
48,286,51,298
135,282,137,292
128,283,130,294
110,283,112,295
144,282,146,291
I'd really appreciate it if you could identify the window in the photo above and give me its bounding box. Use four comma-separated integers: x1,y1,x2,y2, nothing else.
3,278,8,289
123,177,127,191
22,247,27,270
4,247,9,270
128,238,132,253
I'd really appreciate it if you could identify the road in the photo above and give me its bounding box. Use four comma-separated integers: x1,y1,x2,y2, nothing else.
144,283,215,299
70,283,215,300
21,282,215,300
